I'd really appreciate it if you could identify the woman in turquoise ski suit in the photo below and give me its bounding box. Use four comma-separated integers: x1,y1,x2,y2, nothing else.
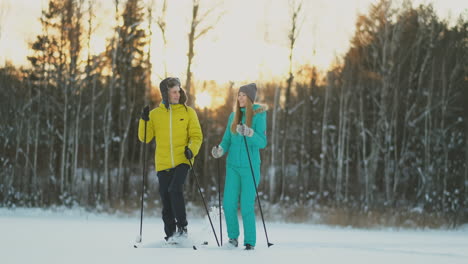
211,83,267,250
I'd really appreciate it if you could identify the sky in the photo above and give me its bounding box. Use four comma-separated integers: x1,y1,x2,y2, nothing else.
0,0,466,84
1,207,468,264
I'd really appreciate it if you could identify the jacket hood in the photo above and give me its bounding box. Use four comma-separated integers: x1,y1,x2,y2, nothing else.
240,104,268,115
159,78,187,109
253,104,268,115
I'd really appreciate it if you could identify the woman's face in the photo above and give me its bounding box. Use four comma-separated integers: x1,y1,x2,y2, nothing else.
238,92,248,107
168,86,180,104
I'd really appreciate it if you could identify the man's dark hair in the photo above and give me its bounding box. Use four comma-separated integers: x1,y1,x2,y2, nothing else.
165,77,181,89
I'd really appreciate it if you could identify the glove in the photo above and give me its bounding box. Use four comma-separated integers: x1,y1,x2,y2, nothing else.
184,146,194,159
211,145,224,158
141,106,150,121
236,124,254,137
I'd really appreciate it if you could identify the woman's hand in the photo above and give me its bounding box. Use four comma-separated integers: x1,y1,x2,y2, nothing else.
236,124,254,137
211,145,224,158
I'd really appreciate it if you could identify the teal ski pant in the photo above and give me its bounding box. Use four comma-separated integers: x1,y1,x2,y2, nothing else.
223,164,260,246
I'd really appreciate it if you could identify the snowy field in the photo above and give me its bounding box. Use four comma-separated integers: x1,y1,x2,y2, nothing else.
1,208,468,264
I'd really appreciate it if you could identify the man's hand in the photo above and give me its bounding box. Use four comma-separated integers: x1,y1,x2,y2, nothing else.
184,146,194,159
141,106,150,121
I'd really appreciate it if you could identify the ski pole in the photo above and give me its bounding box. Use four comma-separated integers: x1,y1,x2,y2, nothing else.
187,155,220,247
216,147,223,246
240,121,273,248
136,119,148,244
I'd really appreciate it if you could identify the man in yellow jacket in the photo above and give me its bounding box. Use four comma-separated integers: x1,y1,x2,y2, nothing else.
138,77,203,241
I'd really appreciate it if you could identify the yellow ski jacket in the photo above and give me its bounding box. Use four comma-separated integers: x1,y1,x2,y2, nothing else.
138,103,203,171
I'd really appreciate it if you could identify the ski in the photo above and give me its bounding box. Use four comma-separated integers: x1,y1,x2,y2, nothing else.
192,241,209,250
133,240,208,249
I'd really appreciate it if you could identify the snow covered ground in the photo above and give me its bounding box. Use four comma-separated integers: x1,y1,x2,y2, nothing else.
1,208,467,264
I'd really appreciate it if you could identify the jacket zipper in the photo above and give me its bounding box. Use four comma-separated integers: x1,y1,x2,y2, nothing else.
169,106,175,168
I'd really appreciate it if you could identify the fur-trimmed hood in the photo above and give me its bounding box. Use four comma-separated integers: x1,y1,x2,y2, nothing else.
253,104,268,115
159,77,187,109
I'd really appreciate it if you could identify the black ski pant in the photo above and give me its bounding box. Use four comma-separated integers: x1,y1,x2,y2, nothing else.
157,163,189,238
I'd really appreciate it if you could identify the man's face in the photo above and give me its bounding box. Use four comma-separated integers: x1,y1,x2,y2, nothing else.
168,86,180,104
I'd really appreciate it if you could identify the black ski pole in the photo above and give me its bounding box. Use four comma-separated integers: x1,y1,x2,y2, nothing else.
136,119,148,245
240,120,273,248
217,146,223,246
187,154,220,247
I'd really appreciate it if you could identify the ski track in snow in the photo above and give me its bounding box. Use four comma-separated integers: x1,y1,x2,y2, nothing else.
1,208,467,264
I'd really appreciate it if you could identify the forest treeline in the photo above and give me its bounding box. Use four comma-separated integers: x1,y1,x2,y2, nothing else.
0,0,467,226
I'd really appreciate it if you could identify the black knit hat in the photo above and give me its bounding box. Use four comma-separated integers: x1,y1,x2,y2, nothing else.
159,77,187,109
239,83,257,103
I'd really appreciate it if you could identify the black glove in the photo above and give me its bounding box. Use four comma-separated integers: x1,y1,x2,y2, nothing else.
141,106,150,121
184,146,193,159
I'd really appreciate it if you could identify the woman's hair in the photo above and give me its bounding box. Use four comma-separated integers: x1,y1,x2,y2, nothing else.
230,96,253,134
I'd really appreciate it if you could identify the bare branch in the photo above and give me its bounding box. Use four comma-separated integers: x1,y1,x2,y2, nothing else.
0,0,11,40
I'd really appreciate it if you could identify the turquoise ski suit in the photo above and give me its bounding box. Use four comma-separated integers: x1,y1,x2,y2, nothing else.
219,104,267,247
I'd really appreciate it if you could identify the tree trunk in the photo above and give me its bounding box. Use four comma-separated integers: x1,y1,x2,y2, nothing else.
336,79,347,202
156,0,168,78
185,0,197,106
86,0,96,204
269,85,280,202
319,78,330,194
359,86,370,205
298,85,309,202
33,89,40,197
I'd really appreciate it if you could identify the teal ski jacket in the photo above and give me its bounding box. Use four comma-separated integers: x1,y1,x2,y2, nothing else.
219,104,268,168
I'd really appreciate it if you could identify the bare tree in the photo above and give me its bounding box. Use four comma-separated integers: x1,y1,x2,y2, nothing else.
146,0,155,90
103,0,122,203
85,0,98,204
279,0,303,200
302,68,318,196
52,0,84,196
335,66,350,203
269,85,280,202
319,71,331,194
185,0,223,106
115,0,147,204
464,73,468,208
155,0,168,78
70,0,85,196
355,0,402,205
0,0,10,42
